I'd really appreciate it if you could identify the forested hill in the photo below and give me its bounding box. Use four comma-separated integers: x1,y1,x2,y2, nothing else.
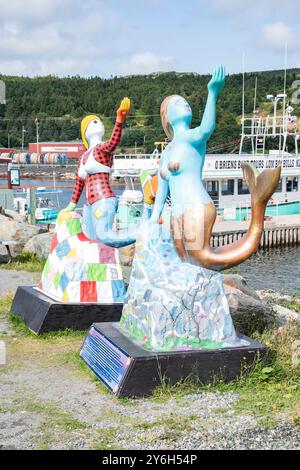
0,68,299,152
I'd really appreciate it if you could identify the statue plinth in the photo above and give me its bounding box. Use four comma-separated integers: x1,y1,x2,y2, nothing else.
10,286,123,335
80,322,267,398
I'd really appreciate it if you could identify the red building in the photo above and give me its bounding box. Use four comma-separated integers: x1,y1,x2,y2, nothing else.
0,148,14,153
29,141,85,159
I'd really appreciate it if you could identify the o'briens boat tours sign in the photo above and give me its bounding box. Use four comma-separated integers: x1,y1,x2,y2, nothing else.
204,154,300,178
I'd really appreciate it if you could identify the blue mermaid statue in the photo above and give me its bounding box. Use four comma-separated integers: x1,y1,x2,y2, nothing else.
119,65,281,352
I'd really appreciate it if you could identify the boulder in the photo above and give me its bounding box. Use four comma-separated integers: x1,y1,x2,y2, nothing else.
4,209,27,223
0,213,39,256
272,304,300,326
222,274,275,335
23,231,53,259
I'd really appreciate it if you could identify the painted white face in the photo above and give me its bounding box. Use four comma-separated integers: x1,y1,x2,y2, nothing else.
85,118,105,145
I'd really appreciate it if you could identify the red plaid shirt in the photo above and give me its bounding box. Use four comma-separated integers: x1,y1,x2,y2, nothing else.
71,121,122,205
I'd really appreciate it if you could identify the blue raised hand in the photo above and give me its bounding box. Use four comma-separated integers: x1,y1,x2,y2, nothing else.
207,64,226,96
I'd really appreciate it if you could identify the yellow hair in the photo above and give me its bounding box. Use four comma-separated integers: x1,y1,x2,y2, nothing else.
160,95,175,140
80,114,100,150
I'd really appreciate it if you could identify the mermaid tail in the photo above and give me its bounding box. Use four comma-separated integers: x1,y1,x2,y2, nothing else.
243,163,281,206
172,163,281,271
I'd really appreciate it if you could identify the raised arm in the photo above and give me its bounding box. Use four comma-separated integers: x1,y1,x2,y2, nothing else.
189,65,226,146
100,121,123,153
101,97,130,153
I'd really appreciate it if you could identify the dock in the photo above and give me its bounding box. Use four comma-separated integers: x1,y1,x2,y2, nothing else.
212,214,300,248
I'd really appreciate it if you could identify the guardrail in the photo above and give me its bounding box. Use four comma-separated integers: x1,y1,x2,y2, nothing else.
211,225,300,248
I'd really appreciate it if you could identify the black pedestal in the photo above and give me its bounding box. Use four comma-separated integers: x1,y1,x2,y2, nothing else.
80,322,267,398
10,286,123,335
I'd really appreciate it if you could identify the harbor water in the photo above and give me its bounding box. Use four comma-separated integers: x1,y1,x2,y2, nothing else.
0,178,126,210
231,245,300,296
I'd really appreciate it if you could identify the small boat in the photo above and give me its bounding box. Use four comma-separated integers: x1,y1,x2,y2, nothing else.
35,197,60,222
116,177,144,228
13,188,61,223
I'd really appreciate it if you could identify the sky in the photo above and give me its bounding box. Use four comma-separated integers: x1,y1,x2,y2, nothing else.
0,0,300,77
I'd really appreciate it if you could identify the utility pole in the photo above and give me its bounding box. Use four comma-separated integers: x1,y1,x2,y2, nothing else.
29,188,36,225
21,126,27,150
35,118,40,154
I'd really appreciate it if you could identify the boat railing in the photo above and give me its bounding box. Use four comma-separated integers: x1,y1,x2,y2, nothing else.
114,153,160,160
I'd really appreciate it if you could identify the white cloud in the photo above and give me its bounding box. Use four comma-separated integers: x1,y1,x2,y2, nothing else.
0,1,124,76
210,0,253,13
123,52,174,75
211,0,300,15
0,0,71,23
262,22,300,53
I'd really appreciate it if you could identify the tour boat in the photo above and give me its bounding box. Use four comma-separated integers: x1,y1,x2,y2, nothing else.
115,97,300,222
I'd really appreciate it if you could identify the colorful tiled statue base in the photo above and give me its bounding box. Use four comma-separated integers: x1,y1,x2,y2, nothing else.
119,223,248,352
39,211,126,303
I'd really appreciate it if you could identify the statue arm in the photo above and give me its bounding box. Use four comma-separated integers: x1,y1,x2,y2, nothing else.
100,121,123,153
188,64,226,146
149,171,169,223
189,91,218,145
100,97,131,153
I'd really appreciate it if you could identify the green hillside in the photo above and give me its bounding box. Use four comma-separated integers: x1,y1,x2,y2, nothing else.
0,68,299,153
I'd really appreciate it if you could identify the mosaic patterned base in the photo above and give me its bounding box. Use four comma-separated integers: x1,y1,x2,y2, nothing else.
120,223,247,352
39,211,126,303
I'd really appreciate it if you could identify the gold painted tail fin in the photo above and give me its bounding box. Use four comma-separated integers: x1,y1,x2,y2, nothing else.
242,163,281,205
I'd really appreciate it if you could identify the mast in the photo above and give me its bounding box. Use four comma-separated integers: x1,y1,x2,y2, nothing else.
239,52,246,155
253,76,258,114
282,43,288,155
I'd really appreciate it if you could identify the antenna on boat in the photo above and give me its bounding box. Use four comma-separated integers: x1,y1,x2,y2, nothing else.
282,43,288,154
283,43,288,113
253,76,258,114
242,52,245,128
239,52,246,155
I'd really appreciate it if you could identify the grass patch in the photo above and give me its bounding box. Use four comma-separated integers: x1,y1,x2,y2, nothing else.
207,323,300,419
1,252,45,272
279,297,300,314
132,413,199,444
92,427,124,450
17,400,90,449
151,376,204,403
150,322,300,422
258,416,279,429
24,401,88,432
293,415,300,427
8,311,87,341
8,312,36,337
60,350,99,381
0,295,13,315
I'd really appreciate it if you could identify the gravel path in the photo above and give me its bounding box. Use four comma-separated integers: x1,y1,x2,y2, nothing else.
0,272,299,450
0,269,39,296
1,358,299,450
